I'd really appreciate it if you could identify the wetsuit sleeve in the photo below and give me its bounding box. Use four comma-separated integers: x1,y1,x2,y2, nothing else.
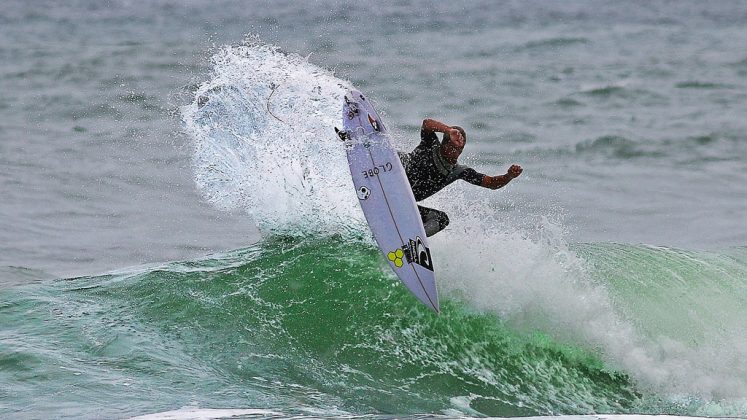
419,127,439,149
458,167,486,186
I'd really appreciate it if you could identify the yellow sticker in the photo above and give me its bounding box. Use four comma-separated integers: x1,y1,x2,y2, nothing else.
387,248,404,268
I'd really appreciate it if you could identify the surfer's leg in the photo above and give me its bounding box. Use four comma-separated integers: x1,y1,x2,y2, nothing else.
418,206,449,237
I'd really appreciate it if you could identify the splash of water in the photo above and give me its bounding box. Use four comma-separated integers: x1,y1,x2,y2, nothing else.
181,39,364,237
432,211,747,402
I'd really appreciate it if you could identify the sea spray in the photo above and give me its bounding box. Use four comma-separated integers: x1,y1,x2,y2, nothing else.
181,40,365,237
432,208,747,401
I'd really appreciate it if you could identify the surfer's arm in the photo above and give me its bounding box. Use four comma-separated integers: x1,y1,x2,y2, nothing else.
418,118,464,151
459,167,488,186
418,119,449,148
481,165,523,190
421,119,464,145
422,119,452,135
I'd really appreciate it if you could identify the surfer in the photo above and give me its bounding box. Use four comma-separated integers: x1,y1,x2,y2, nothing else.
399,119,522,236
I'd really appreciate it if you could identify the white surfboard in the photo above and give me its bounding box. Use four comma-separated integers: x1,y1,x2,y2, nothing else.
340,89,439,313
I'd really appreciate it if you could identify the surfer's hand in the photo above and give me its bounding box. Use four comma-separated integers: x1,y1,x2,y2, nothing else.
507,165,523,179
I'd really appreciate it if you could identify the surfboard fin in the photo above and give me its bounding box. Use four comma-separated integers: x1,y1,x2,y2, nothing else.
402,246,413,263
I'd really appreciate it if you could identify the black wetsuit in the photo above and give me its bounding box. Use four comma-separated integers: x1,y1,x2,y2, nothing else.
398,128,486,236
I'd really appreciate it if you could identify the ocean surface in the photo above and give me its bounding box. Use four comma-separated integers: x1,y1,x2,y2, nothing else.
1,1,746,418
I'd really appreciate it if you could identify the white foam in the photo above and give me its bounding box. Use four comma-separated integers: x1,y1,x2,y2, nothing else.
484,416,736,420
128,408,280,420
129,408,736,420
181,40,366,237
431,209,747,402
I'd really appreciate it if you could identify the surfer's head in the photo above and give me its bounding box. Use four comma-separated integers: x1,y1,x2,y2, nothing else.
441,126,466,163
442,126,466,148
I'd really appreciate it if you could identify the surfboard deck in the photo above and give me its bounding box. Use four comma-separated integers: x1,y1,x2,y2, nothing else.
341,89,439,313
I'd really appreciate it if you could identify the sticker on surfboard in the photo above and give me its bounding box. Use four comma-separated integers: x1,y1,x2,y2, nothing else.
387,237,433,271
356,186,371,200
368,114,380,131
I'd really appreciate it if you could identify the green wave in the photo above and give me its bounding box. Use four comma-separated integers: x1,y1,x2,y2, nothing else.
3,239,747,418
1,237,644,418
577,243,747,353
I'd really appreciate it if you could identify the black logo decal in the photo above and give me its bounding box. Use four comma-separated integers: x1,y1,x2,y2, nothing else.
403,236,433,271
361,162,393,179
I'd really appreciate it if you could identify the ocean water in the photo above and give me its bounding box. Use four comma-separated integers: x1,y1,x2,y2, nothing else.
1,1,746,418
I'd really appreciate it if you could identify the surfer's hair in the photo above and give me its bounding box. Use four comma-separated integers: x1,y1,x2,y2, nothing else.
442,126,466,144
